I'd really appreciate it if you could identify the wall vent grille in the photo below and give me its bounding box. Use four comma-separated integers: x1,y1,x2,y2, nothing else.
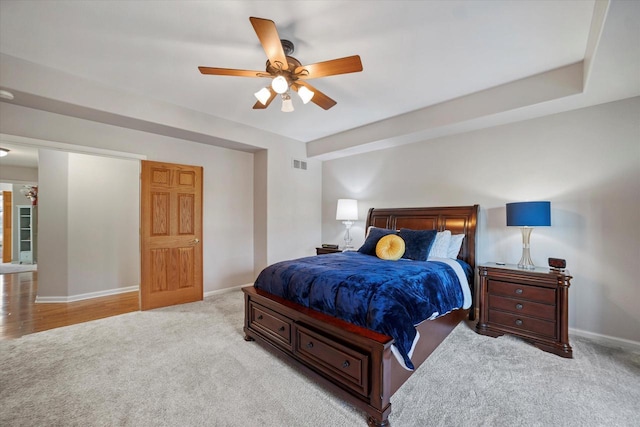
292,159,308,170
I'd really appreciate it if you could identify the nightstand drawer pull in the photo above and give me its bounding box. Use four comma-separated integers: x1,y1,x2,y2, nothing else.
515,319,523,326
342,360,350,368
515,303,523,310
515,288,523,295
307,341,314,349
278,326,285,332
257,314,263,320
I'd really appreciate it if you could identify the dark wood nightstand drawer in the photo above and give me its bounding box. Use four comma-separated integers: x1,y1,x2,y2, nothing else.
248,302,292,350
489,294,556,321
488,280,556,304
476,264,572,358
316,247,342,255
488,310,556,339
295,325,369,397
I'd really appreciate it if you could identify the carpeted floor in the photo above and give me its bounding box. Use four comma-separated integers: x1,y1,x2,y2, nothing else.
1,289,638,426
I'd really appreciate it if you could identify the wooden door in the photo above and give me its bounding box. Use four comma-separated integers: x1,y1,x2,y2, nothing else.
140,161,203,310
2,191,12,263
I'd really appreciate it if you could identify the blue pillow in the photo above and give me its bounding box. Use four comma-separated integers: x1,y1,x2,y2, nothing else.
398,228,438,261
357,227,397,256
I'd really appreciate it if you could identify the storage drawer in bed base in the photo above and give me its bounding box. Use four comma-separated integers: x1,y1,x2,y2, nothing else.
295,324,369,397
247,302,371,398
243,286,394,427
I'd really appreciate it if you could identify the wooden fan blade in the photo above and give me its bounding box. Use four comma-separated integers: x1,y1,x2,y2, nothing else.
253,87,277,109
198,67,266,78
293,81,337,110
295,55,362,79
250,17,288,70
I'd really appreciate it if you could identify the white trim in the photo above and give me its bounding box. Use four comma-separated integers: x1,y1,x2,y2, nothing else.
570,327,640,352
203,283,250,298
35,286,139,303
0,133,146,161
34,282,250,304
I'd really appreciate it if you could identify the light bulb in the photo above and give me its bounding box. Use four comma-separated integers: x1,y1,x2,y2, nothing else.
297,86,314,104
254,87,271,105
271,76,289,94
281,93,294,112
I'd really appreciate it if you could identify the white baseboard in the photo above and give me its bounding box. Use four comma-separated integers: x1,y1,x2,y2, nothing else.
570,327,640,352
35,286,139,303
203,283,250,298
33,283,249,303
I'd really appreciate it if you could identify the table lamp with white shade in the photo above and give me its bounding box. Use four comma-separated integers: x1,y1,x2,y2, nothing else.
336,199,358,251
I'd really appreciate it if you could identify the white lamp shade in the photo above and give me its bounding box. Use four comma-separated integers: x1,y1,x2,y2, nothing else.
254,87,271,105
297,86,314,104
281,97,294,112
336,199,358,220
271,76,289,94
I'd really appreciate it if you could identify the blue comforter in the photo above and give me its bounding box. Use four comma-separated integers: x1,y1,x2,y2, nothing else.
254,251,470,369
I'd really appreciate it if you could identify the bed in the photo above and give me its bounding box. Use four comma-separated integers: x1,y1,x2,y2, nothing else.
243,205,479,426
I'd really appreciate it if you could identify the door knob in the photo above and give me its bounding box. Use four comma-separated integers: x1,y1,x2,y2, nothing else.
192,238,200,244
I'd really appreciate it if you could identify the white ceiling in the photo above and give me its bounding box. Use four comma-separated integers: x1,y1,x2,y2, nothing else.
0,0,638,161
0,141,38,168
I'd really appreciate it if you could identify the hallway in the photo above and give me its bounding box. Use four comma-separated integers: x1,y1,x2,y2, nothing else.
0,272,139,339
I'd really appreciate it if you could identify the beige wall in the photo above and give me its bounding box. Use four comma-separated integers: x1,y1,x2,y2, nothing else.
67,153,140,296
0,165,37,183
1,103,257,297
322,97,640,344
0,100,323,299
38,149,69,297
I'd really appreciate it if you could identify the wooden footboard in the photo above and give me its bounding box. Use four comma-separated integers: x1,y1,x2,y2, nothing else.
243,205,478,425
243,286,394,425
243,286,467,426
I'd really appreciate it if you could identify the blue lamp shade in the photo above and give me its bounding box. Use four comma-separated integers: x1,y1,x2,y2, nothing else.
506,201,551,227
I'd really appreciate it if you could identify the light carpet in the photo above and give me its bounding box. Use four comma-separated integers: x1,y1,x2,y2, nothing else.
1,289,639,426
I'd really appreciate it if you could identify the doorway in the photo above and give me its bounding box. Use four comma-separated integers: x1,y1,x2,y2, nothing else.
0,135,145,302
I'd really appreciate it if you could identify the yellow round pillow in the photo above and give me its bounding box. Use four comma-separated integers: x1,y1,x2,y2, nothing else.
375,234,406,261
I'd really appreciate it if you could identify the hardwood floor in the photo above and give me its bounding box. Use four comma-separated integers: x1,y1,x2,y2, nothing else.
0,271,139,340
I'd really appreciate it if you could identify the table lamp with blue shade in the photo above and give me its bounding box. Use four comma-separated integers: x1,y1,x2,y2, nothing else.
506,201,551,269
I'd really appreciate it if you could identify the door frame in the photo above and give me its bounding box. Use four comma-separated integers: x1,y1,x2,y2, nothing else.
2,191,11,263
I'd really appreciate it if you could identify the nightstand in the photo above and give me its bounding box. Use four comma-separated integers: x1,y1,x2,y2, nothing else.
316,247,342,255
475,263,572,358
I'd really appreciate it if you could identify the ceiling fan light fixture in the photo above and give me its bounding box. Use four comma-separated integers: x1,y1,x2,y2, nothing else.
281,93,294,112
254,87,271,105
271,75,289,94
297,86,314,104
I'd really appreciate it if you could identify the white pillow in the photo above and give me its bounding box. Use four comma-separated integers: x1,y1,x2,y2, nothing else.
428,230,451,259
447,234,465,259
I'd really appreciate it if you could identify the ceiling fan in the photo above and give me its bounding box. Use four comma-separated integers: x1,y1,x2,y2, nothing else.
198,17,363,112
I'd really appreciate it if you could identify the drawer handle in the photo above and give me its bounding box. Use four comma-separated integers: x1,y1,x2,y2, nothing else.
342,360,350,369
515,303,523,310
278,326,285,332
257,314,263,320
306,341,314,349
515,289,523,295
515,319,523,326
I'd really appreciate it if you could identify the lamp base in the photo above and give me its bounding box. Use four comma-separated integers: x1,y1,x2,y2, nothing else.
517,227,536,269
342,220,354,251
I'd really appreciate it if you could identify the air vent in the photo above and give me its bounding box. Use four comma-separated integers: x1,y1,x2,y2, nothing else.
292,159,308,170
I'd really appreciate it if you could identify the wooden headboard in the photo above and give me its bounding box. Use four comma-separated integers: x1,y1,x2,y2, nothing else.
365,205,479,271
